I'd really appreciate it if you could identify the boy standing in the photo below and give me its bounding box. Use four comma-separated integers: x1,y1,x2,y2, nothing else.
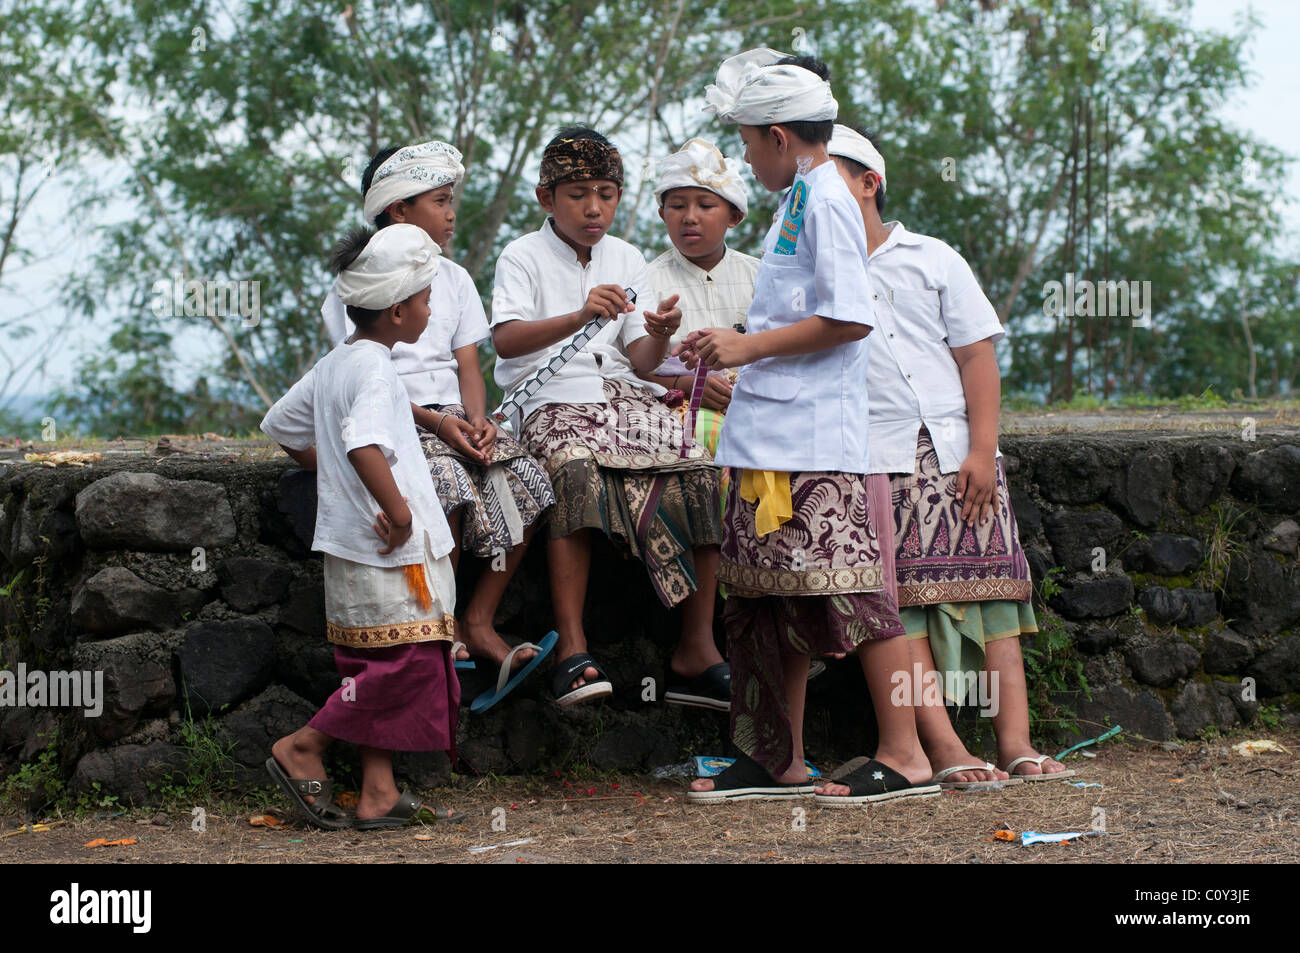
683,51,937,803
828,123,1068,786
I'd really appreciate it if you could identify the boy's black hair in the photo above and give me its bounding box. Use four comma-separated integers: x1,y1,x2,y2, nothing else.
833,123,887,215
361,147,401,227
754,56,834,145
545,124,616,153
329,227,385,327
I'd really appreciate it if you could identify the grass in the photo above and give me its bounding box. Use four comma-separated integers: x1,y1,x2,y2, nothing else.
1197,503,1247,595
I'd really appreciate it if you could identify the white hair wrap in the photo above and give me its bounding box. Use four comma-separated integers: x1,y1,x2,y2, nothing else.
362,140,465,226
334,224,440,310
828,124,887,192
703,48,837,125
653,138,749,218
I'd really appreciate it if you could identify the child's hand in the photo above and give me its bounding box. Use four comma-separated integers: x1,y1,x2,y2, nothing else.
442,416,490,465
955,449,997,525
375,498,413,555
673,331,706,369
470,417,498,461
701,373,733,411
643,294,681,340
695,327,754,370
580,284,632,323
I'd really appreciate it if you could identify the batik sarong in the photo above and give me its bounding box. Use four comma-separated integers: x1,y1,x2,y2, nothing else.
721,470,905,779
417,403,555,557
891,427,1032,606
520,379,720,607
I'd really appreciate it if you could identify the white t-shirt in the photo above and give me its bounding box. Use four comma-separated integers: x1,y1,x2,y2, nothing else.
321,258,489,408
491,218,665,425
714,160,877,473
261,338,454,568
863,222,1006,475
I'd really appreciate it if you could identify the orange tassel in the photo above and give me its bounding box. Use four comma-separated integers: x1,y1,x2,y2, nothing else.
403,563,432,613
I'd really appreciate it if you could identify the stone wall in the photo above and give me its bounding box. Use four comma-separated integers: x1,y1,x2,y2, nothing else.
1,429,1298,803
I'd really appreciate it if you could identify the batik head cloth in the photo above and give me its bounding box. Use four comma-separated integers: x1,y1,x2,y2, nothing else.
538,136,624,189
828,124,887,192
363,140,465,226
703,48,838,126
653,138,749,218
333,224,441,310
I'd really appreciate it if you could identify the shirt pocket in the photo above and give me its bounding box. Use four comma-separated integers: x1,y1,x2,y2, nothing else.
889,289,945,344
736,364,802,401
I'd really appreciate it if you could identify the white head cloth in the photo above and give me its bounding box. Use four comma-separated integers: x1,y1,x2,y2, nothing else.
828,124,887,192
333,224,440,310
703,48,837,125
362,140,465,226
653,138,749,218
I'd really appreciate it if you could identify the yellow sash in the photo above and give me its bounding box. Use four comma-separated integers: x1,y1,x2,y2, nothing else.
738,469,792,537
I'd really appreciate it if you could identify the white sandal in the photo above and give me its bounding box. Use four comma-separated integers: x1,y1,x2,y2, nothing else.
930,762,1019,790
1003,754,1075,782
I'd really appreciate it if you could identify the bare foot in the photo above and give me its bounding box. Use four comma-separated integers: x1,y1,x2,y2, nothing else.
270,735,328,806
356,786,403,822
999,747,1067,778
669,639,725,680
814,750,932,797
459,616,537,670
926,738,1009,783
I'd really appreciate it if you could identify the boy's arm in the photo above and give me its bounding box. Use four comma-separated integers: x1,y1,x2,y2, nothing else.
681,315,869,369
950,338,1000,523
347,444,413,554
453,343,487,423
281,446,317,470
491,286,632,358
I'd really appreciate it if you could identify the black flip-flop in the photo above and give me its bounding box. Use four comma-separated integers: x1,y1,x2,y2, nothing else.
551,653,613,708
813,758,941,807
665,662,730,711
264,756,352,830
686,752,815,804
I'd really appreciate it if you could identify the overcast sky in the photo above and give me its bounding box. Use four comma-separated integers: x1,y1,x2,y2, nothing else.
2,0,1296,413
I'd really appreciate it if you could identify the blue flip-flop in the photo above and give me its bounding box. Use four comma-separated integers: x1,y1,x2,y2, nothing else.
452,641,475,671
470,631,558,714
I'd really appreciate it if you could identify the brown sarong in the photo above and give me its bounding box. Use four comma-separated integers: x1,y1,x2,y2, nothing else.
520,380,720,607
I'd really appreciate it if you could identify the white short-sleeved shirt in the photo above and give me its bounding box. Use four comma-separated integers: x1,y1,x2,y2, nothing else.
863,222,1006,475
647,246,759,352
322,258,489,408
260,339,454,568
714,160,876,473
491,218,665,425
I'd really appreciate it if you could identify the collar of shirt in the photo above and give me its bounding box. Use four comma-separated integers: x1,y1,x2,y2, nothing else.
541,216,604,269
870,220,925,259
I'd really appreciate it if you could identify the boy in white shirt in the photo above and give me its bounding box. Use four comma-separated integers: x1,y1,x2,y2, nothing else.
682,51,938,804
491,125,727,709
324,141,557,711
263,224,461,830
641,138,758,516
829,124,1071,786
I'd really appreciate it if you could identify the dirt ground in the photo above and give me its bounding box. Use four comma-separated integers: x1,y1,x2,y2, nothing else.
3,733,1295,864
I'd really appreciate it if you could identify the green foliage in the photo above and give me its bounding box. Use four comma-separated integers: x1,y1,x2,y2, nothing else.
1256,703,1281,730
0,736,64,815
1021,608,1090,738
1034,565,1065,602
4,0,1294,434
1197,502,1246,595
152,698,240,802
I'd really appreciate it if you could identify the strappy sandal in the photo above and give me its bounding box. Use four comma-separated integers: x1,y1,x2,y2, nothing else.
355,789,431,832
686,752,816,804
264,757,352,830
813,759,942,807
551,653,613,708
